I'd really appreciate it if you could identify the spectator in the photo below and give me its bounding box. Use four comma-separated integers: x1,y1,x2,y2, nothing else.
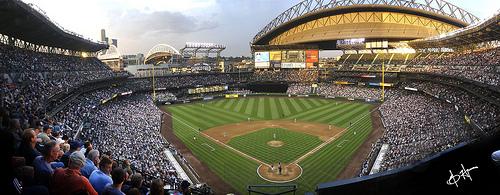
37,125,52,145
122,160,133,177
17,129,41,166
148,179,164,195
60,143,70,153
90,155,113,194
103,167,127,195
32,141,59,186
15,166,49,195
61,140,83,167
51,151,98,195
122,173,147,195
81,149,100,178
126,188,142,195
82,140,93,157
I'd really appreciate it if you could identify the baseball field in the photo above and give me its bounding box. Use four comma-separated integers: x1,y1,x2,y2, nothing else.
161,96,375,194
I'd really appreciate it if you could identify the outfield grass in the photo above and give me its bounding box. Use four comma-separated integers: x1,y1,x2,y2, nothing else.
164,96,373,194
228,128,323,164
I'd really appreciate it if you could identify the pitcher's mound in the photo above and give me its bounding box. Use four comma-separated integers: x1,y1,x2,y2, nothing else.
267,140,284,147
257,163,302,183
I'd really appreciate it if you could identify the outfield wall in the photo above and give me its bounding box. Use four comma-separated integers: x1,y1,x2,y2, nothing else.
246,82,289,93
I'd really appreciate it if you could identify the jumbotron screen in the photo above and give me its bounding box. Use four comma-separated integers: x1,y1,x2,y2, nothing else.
254,52,270,68
282,50,305,68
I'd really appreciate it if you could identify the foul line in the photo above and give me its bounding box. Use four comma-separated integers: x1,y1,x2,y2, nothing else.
161,110,269,167
164,104,380,168
292,107,379,164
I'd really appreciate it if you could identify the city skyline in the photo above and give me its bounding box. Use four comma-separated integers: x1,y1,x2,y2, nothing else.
21,0,500,56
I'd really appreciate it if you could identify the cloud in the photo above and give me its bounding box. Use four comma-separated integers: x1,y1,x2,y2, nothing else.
111,0,217,13
109,10,218,38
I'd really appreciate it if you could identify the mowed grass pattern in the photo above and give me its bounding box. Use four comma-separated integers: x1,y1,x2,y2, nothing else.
164,96,373,194
228,128,323,164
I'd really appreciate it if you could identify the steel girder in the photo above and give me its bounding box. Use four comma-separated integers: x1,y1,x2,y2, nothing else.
252,0,479,44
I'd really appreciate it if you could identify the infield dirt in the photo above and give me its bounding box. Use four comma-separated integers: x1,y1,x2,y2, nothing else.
203,120,345,143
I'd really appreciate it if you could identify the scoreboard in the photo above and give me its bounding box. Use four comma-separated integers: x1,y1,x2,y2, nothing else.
254,50,318,69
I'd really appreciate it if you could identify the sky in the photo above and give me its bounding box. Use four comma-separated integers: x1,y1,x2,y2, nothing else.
21,0,500,57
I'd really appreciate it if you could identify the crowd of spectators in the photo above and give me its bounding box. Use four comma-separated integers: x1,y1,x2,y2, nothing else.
82,94,183,189
124,73,249,91
53,87,129,138
286,83,312,95
377,90,474,171
0,43,129,128
404,48,500,86
4,38,500,194
252,69,318,82
1,88,191,194
317,84,382,100
155,91,177,102
286,82,383,100
0,43,192,194
123,70,320,92
399,80,500,132
0,109,176,195
334,47,500,87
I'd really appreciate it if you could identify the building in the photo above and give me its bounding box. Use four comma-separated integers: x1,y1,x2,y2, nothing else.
111,39,117,48
100,29,118,48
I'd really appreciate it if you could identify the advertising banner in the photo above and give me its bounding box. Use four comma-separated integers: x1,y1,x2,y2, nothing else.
306,50,319,63
270,51,281,61
255,62,270,68
306,63,314,68
225,94,239,98
368,83,394,87
271,61,281,68
281,62,306,68
282,50,305,63
270,51,282,68
335,81,350,85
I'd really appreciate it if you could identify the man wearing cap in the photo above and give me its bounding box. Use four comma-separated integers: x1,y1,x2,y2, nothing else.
61,140,83,167
37,125,52,144
51,151,98,195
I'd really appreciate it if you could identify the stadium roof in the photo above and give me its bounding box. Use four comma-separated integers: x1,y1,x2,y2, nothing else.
0,0,108,52
251,44,319,52
252,0,479,46
409,10,500,49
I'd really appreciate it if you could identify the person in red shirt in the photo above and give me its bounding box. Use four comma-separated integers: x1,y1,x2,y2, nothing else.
51,151,97,195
